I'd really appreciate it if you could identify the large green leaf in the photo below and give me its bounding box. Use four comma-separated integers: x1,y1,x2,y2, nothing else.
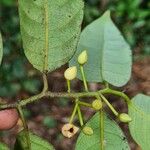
14,130,55,150
70,10,132,87
0,32,3,65
129,94,150,150
76,112,130,150
18,0,84,72
0,142,9,150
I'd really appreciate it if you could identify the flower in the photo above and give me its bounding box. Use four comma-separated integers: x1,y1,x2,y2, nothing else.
61,123,79,138
119,113,132,123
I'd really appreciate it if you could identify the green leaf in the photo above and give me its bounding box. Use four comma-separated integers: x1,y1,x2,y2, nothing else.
70,10,132,87
14,130,55,150
129,94,150,150
18,0,84,72
0,142,9,150
0,32,3,65
76,112,130,150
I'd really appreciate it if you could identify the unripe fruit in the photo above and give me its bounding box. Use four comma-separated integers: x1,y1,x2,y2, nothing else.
78,50,88,65
0,109,19,130
82,126,93,135
119,113,132,123
64,66,77,80
92,99,103,110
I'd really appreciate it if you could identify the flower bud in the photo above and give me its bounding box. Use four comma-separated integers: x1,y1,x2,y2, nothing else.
78,50,88,65
92,99,103,110
61,123,79,138
64,66,77,80
119,113,132,123
82,126,93,136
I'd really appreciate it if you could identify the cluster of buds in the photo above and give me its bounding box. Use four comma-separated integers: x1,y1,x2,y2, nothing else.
64,50,88,81
62,50,132,139
62,50,89,138
64,50,88,93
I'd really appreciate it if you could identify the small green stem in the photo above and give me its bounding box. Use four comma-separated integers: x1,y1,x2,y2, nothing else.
100,110,104,150
42,73,48,92
100,94,119,116
17,105,31,150
77,105,84,126
80,65,88,92
96,94,101,100
106,89,131,104
78,101,92,108
67,79,71,93
69,102,78,124
104,81,109,89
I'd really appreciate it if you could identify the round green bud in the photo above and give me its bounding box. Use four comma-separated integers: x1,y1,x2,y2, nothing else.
78,50,88,65
64,66,77,80
92,99,103,110
119,113,132,123
82,126,93,136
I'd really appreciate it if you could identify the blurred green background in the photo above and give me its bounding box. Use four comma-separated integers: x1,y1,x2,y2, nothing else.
0,0,149,97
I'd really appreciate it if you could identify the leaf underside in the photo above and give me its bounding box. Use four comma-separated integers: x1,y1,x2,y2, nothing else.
76,112,130,150
70,10,132,87
129,94,150,150
18,0,84,72
14,130,55,150
0,32,3,65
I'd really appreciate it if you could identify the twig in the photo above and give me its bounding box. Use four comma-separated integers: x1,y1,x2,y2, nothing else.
0,88,131,110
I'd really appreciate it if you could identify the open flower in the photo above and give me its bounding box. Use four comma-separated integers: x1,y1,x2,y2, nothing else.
61,123,79,138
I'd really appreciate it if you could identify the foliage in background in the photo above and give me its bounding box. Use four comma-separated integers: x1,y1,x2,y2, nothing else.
0,0,149,97
0,0,41,97
84,0,150,54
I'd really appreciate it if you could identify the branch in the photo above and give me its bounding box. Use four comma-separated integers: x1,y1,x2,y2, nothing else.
0,88,131,110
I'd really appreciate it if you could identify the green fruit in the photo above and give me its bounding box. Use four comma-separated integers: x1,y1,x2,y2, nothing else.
82,126,93,135
119,113,132,123
92,99,103,110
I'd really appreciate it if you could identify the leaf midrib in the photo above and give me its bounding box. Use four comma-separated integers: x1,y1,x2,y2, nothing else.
44,0,49,72
99,20,105,82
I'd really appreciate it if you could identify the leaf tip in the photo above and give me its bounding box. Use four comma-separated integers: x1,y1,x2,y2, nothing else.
103,10,111,18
